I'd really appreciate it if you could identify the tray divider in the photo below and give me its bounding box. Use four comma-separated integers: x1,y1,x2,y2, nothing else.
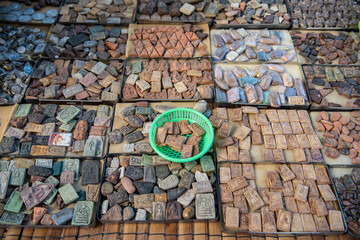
178,222,193,240
194,221,208,240
149,222,165,240
89,224,104,240
137,222,150,240
208,221,222,240
45,228,63,240
312,236,326,240
62,227,79,240
265,236,278,240
165,222,177,240
251,236,265,240
280,236,296,240
123,222,137,240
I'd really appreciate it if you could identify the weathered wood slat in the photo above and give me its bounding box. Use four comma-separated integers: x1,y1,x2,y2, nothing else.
45,228,62,240
103,223,120,240
194,222,207,240
178,222,193,240
123,223,137,240
62,227,78,240
137,223,149,240
18,228,32,240
4,228,22,240
89,224,104,240
208,222,222,240
165,223,177,240
77,227,90,240
149,223,165,240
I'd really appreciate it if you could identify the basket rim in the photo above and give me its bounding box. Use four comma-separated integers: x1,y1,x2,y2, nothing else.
149,108,214,163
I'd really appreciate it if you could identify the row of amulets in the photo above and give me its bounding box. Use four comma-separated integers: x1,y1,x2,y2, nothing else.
128,24,209,58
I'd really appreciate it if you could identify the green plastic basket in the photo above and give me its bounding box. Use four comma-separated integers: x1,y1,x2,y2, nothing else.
149,108,214,163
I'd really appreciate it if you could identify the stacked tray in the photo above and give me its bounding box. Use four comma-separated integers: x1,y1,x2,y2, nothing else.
57,0,136,25
329,165,360,237
0,61,35,106
211,0,291,29
310,111,360,166
108,102,213,155
0,158,103,227
210,29,297,63
121,58,213,102
0,24,50,105
125,23,211,58
98,154,218,222
0,24,51,61
0,0,61,25
42,24,128,60
218,162,347,235
291,30,360,110
24,58,124,104
291,31,359,65
211,107,324,163
303,65,360,110
287,0,359,30
213,63,310,109
136,0,210,24
0,103,113,158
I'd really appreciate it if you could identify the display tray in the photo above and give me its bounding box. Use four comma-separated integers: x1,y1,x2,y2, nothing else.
310,111,360,166
125,23,211,58
24,58,124,105
302,64,360,111
58,0,136,26
108,102,213,155
329,165,360,238
213,22,291,30
136,19,211,25
212,107,324,163
0,61,35,106
97,154,218,223
218,162,347,235
136,11,210,25
210,29,297,64
286,0,359,31
290,30,360,65
0,104,113,159
294,27,359,31
213,62,311,109
120,57,213,102
212,0,291,29
0,158,103,228
0,0,61,25
0,24,51,61
41,24,128,60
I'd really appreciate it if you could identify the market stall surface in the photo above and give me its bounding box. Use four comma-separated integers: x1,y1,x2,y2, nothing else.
0,221,356,240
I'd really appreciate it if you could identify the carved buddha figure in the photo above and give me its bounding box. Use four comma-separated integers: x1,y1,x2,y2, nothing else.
153,202,164,220
74,204,89,224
